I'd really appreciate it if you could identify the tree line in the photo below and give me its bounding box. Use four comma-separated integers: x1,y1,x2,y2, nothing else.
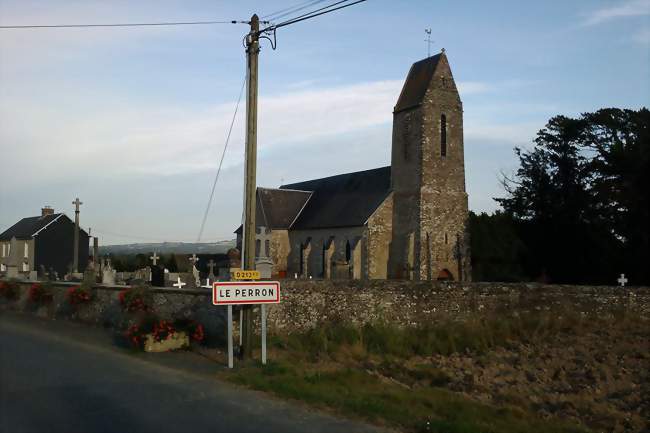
470,108,649,285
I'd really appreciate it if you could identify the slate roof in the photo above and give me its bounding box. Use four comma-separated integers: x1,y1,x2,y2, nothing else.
258,188,312,229
394,53,442,113
234,188,312,234
0,213,67,240
280,166,391,230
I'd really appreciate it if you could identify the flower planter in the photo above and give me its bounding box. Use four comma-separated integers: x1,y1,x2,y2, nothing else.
143,332,189,353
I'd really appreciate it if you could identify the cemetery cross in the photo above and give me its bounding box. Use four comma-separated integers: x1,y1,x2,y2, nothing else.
618,274,628,287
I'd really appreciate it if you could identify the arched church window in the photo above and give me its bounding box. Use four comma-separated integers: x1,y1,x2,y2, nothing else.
255,239,260,257
345,240,351,262
440,114,447,157
265,240,270,257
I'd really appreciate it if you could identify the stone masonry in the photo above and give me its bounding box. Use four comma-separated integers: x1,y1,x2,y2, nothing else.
389,51,471,282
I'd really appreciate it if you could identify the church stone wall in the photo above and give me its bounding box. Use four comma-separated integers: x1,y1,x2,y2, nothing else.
366,193,393,279
389,107,424,279
287,227,367,279
270,229,290,277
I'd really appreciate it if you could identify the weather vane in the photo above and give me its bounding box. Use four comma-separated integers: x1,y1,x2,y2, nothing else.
424,28,433,57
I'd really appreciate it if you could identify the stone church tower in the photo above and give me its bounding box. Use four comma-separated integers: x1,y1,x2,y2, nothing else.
389,50,471,281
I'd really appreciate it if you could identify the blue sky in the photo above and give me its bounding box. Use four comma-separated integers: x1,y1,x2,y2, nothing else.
1,0,648,245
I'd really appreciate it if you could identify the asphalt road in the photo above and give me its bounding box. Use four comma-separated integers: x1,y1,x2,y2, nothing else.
0,312,388,433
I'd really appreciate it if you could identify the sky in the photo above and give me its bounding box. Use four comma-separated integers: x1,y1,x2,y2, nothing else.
0,0,648,245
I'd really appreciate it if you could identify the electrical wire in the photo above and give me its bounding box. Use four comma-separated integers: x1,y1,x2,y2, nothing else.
262,0,329,21
262,0,366,32
196,75,247,242
0,20,245,29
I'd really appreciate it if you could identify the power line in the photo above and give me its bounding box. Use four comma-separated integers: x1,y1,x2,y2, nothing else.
263,0,367,32
196,75,247,242
262,0,329,21
0,20,246,29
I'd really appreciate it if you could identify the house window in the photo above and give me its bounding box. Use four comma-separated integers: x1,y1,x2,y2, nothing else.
24,242,28,258
444,233,448,244
440,114,447,157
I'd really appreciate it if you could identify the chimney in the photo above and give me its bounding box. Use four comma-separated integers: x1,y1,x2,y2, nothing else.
41,206,54,217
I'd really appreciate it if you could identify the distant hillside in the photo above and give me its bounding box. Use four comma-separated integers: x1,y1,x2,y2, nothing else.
99,240,235,255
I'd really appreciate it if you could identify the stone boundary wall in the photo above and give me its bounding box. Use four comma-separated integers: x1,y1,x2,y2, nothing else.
1,280,648,337
267,281,650,332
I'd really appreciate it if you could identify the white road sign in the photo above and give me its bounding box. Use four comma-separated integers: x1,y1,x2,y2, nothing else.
212,281,281,305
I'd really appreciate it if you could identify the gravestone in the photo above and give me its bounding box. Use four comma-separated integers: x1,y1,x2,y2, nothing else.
102,259,116,286
255,258,273,279
227,248,241,269
133,267,151,282
207,259,217,281
38,265,48,281
151,266,165,287
165,272,179,287
149,252,164,287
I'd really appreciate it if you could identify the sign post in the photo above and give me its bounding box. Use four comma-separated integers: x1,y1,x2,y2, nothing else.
213,280,280,368
261,304,267,365
227,305,233,368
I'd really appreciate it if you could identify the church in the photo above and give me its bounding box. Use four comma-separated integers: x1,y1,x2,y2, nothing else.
236,50,471,281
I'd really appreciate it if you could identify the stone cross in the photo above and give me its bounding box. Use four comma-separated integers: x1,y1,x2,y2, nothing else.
201,278,212,289
207,259,216,276
173,277,186,289
618,273,628,287
72,197,83,273
189,254,199,266
150,252,160,266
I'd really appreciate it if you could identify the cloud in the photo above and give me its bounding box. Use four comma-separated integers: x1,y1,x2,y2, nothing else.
583,0,650,25
0,80,404,185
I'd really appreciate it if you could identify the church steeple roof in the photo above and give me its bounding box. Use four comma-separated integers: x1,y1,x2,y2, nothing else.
394,52,444,113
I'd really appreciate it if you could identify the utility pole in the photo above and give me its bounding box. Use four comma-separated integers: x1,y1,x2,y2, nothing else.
72,197,83,274
241,14,260,360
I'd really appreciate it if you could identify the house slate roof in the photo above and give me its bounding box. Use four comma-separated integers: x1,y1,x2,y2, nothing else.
394,53,442,113
234,188,312,234
0,213,76,241
280,166,392,230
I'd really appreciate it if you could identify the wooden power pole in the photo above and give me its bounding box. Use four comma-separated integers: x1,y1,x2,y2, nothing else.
241,14,260,360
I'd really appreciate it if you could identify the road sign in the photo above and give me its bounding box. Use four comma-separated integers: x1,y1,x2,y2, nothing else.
213,281,280,305
231,269,261,280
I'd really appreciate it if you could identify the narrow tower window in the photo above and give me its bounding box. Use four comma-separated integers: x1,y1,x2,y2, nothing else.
440,114,447,157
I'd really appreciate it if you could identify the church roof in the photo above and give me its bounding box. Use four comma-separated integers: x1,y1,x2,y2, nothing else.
0,213,71,240
234,188,312,234
394,53,443,113
281,166,391,230
258,188,312,229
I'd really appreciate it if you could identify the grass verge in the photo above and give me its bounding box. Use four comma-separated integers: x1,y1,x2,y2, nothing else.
223,359,589,433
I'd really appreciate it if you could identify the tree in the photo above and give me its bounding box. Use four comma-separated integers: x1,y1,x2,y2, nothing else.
469,211,527,282
582,108,650,284
497,108,648,285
